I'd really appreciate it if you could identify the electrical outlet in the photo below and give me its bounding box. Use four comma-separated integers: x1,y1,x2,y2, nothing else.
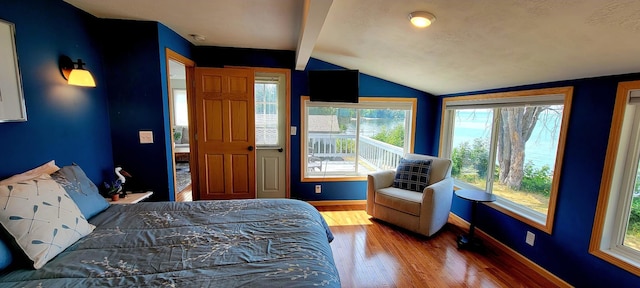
315,185,321,193
526,231,535,246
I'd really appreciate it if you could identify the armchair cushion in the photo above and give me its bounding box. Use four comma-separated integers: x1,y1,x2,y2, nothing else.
393,158,432,192
375,187,423,216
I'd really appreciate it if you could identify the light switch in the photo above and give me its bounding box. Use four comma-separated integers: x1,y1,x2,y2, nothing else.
139,131,153,144
290,126,297,136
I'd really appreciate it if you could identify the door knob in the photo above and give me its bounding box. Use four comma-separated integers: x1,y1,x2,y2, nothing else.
248,146,254,151
278,147,283,153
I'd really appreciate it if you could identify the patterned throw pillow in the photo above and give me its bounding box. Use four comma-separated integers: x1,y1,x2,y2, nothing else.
0,177,95,269
393,159,432,192
51,164,110,219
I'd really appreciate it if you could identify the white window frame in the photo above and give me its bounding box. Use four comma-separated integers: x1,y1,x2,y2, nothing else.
300,96,417,182
590,81,640,276
439,87,574,233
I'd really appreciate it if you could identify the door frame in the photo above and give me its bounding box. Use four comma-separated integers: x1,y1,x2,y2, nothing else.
165,48,196,201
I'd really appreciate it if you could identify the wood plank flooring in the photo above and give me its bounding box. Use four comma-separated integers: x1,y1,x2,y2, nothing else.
176,184,192,202
315,205,560,288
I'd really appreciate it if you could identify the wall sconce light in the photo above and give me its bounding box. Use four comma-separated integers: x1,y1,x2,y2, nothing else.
59,55,96,87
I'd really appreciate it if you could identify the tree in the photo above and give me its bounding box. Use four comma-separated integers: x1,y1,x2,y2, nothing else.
496,107,547,189
371,125,404,147
450,139,488,180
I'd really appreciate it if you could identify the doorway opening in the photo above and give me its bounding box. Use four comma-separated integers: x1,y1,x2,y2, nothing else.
165,49,195,202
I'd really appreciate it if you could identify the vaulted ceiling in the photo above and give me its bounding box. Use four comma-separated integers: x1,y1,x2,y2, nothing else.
65,0,640,95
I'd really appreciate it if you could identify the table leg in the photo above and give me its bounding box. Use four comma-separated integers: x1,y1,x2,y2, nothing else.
457,201,483,251
468,200,478,240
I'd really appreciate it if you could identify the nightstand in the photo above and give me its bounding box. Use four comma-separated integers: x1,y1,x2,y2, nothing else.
107,191,153,204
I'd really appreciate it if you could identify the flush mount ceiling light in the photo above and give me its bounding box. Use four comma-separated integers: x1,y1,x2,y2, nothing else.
190,34,206,42
59,55,96,87
409,11,436,28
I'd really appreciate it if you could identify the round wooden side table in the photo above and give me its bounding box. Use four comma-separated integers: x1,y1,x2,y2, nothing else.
455,189,496,251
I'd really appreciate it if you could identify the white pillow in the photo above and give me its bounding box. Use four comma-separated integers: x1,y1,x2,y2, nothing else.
0,160,60,185
0,178,95,269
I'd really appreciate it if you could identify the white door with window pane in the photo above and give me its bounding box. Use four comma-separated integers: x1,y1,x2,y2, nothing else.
256,73,286,198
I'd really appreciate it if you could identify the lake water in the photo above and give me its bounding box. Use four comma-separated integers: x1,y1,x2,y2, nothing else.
345,118,406,137
342,109,561,169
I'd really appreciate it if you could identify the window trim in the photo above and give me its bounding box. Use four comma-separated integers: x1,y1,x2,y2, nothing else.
439,87,574,234
300,96,417,182
590,80,640,277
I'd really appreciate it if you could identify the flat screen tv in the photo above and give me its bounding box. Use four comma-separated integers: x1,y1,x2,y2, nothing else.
308,70,359,103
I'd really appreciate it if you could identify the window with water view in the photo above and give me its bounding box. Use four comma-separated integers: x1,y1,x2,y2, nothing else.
452,106,563,215
301,97,416,180
441,87,573,232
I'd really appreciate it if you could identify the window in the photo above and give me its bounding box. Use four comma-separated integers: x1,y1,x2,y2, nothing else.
440,87,573,233
172,89,188,126
590,81,640,276
255,78,279,146
301,97,416,181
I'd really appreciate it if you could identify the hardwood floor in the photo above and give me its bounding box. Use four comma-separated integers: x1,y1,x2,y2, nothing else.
315,205,560,288
176,184,192,202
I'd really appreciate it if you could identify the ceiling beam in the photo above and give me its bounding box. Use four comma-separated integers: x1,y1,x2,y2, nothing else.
295,0,333,71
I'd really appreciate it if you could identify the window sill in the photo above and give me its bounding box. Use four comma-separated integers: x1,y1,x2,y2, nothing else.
487,199,551,233
590,246,640,277
453,182,552,233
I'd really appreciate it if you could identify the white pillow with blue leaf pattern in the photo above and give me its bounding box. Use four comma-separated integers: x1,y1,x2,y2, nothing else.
0,176,95,269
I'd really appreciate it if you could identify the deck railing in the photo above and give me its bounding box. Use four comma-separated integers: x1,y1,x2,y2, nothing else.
358,136,404,171
308,133,403,172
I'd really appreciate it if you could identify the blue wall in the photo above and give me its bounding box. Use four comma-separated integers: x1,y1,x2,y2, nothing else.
100,20,193,201
193,48,435,201
0,0,113,183
442,73,640,287
100,19,167,200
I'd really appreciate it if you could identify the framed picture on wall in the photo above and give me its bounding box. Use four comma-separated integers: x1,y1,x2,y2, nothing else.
0,19,26,122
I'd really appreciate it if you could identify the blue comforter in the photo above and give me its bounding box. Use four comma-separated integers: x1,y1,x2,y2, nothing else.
0,199,340,287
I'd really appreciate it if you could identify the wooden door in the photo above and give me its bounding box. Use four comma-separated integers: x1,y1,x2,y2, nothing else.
195,67,255,200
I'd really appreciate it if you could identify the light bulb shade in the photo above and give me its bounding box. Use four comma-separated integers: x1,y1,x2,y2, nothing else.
68,69,96,87
409,11,436,28
59,55,96,87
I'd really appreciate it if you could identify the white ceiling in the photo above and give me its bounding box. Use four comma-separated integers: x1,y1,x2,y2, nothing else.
64,0,640,95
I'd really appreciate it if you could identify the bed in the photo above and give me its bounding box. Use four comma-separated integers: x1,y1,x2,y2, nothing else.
0,162,340,287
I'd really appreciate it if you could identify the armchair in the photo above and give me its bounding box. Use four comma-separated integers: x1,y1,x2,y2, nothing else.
366,153,453,237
